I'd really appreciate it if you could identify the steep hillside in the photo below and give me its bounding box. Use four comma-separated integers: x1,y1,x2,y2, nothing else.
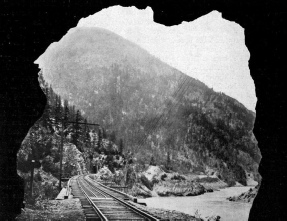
36,27,261,185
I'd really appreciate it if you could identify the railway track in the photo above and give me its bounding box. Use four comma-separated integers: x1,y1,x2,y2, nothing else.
70,175,160,221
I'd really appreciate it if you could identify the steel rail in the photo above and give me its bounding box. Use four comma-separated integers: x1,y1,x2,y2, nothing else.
82,177,128,202
84,176,160,221
86,176,136,201
76,176,109,221
78,177,109,198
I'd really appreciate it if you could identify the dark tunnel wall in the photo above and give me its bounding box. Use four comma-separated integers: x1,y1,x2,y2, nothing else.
0,0,286,220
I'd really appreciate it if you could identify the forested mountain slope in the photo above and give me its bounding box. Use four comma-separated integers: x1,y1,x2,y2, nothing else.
36,27,261,185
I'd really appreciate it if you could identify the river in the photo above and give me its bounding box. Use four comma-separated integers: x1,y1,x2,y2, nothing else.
139,186,253,221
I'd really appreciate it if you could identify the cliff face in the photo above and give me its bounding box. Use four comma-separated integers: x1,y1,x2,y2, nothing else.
36,27,261,185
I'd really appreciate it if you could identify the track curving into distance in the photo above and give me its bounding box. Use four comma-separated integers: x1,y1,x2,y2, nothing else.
70,175,160,221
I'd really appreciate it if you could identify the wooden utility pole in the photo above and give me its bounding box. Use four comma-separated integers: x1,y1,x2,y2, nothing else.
30,160,35,197
58,120,100,190
59,118,64,190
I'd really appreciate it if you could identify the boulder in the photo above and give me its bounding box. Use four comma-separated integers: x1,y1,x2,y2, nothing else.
140,166,205,197
131,183,157,198
227,186,258,203
95,166,114,181
153,180,205,197
141,166,186,184
142,166,165,183
246,175,258,186
207,215,221,221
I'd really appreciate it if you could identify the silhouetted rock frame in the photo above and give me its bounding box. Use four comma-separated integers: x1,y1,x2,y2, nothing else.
0,0,285,220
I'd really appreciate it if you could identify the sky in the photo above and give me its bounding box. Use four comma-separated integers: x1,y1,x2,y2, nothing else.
76,6,256,112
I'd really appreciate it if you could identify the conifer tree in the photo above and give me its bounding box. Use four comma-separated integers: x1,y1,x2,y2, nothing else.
55,95,63,128
109,131,116,143
63,99,70,136
92,129,98,151
82,119,90,150
69,105,76,122
40,81,51,129
150,156,156,166
102,128,107,139
119,138,124,155
72,110,83,151
85,129,91,151
54,95,59,125
49,85,56,108
166,150,171,170
97,128,103,151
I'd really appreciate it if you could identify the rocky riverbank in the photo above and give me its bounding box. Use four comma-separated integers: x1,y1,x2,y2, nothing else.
16,196,207,221
131,166,209,197
227,185,259,203
154,180,206,196
128,201,204,221
17,164,225,221
192,175,228,191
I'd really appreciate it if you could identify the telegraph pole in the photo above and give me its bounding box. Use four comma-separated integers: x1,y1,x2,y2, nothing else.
59,118,64,190
58,120,100,190
30,159,35,197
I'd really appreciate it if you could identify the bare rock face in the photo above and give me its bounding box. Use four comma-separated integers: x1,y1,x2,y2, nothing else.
131,183,157,198
142,166,165,183
63,143,86,175
95,166,114,181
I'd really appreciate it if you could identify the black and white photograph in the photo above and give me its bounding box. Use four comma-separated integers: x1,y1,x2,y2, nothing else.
1,1,285,221
16,6,260,221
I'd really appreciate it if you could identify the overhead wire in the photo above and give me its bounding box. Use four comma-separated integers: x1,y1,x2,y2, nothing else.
150,77,191,135
138,75,193,153
135,74,186,146
136,74,192,148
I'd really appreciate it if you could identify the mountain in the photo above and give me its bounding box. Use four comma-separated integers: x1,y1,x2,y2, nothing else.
36,27,261,185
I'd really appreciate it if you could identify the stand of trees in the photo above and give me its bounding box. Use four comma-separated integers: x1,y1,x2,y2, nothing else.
17,71,126,178
18,71,88,176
